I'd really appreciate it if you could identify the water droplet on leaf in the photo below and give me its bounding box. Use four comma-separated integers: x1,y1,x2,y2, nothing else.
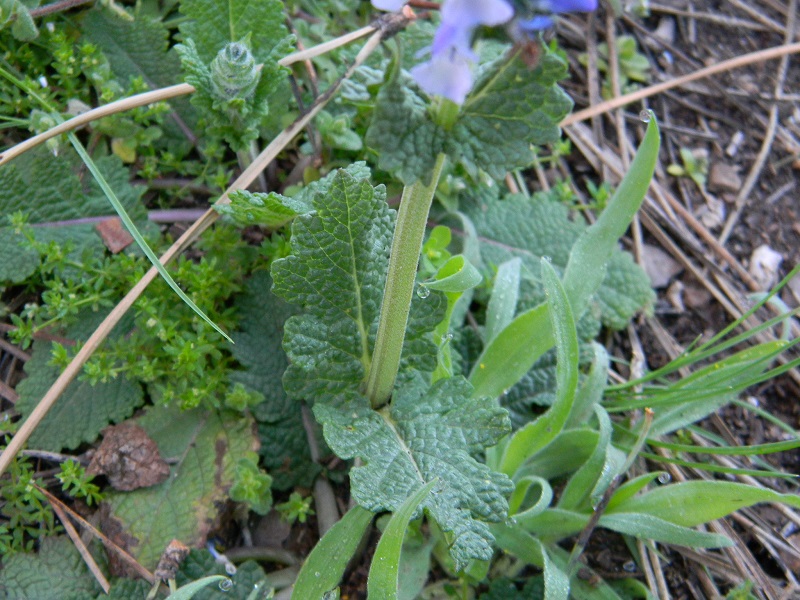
416,285,430,299
657,472,671,484
639,109,651,123
225,563,237,575
219,578,233,591
623,560,637,572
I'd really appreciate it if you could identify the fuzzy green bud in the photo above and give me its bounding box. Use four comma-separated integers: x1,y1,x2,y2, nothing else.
210,41,259,101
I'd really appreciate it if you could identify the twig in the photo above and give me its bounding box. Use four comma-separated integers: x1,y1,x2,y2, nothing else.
48,494,111,594
29,0,92,18
718,0,797,246
0,29,387,477
35,485,156,584
562,42,800,126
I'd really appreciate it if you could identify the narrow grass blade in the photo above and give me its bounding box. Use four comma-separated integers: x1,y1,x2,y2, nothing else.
367,480,435,600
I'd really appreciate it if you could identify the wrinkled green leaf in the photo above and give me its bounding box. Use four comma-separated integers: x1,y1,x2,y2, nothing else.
272,169,393,400
0,536,101,600
16,341,144,451
367,51,571,185
315,375,513,570
230,272,319,490
217,190,307,228
0,149,149,283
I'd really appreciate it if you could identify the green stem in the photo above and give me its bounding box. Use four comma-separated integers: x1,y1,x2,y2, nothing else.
366,153,447,408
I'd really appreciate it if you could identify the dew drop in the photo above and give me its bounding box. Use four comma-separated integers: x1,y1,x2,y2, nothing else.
314,572,321,578
639,109,652,123
657,472,671,484
219,578,233,592
542,255,552,263
225,563,237,575
622,560,637,572
416,284,430,299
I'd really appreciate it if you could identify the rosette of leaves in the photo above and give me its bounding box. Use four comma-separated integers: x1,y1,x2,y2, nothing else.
176,0,294,150
270,167,514,570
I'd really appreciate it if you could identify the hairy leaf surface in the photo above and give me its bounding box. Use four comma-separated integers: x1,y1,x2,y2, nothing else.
16,342,144,451
0,536,101,600
0,149,150,283
316,375,513,570
102,405,257,570
230,272,319,489
367,52,572,184
460,191,654,331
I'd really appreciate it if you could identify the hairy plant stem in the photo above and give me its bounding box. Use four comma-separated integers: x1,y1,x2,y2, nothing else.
366,153,447,409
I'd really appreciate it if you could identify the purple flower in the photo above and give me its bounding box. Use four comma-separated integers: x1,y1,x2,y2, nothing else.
371,0,405,10
411,0,514,104
410,47,475,105
517,0,598,33
374,0,597,104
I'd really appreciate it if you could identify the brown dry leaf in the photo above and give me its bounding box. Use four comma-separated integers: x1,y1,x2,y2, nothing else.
95,217,134,253
154,540,191,581
88,422,170,491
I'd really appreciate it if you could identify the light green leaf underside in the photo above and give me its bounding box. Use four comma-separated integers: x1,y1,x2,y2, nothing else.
315,375,513,570
103,405,257,570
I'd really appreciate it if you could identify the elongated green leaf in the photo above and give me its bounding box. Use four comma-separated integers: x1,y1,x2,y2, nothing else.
515,507,587,539
368,480,436,600
499,260,578,476
513,428,599,481
508,476,553,519
558,406,616,511
466,118,659,400
563,115,659,319
608,481,800,526
599,513,732,548
567,343,609,427
167,576,229,599
291,506,374,600
470,304,552,399
485,258,522,345
605,472,663,512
